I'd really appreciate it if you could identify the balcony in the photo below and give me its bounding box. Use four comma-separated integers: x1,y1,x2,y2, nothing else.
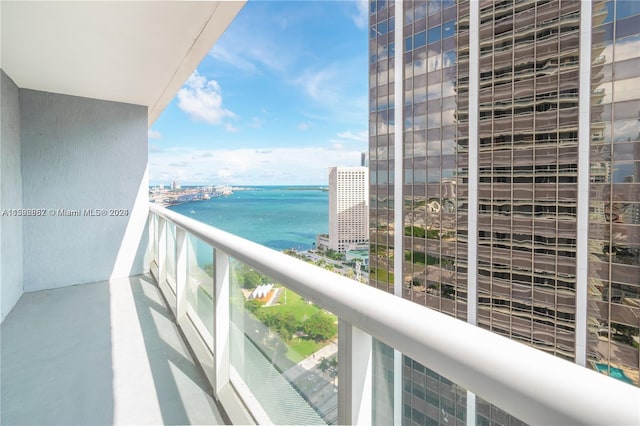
1,275,225,425
1,2,639,425
2,202,639,424
148,205,640,424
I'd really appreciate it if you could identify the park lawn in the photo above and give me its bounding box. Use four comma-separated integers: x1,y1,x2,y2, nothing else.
285,338,325,363
266,288,323,322
264,287,336,363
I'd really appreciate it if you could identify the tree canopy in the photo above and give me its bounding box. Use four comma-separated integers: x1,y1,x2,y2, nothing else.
303,312,336,342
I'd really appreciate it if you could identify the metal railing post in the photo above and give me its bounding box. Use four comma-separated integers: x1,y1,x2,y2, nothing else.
148,213,157,265
157,216,167,286
213,249,230,395
338,319,372,425
175,228,187,321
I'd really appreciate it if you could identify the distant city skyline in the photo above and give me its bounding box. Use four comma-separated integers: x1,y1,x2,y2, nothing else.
148,0,369,186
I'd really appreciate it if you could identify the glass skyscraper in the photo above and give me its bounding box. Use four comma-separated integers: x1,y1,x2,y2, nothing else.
369,1,639,424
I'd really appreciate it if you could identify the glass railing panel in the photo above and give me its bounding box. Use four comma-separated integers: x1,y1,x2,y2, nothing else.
372,339,395,425
373,342,528,426
373,343,471,426
476,395,526,426
229,258,338,425
185,233,214,346
151,213,158,264
149,205,638,426
165,221,176,292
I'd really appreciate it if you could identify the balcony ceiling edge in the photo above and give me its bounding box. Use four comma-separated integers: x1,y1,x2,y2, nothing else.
0,1,245,126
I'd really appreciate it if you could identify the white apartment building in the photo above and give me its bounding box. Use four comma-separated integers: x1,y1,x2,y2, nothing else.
328,166,369,253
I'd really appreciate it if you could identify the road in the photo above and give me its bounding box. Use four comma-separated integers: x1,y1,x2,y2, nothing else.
282,341,339,424
282,341,338,382
297,250,369,282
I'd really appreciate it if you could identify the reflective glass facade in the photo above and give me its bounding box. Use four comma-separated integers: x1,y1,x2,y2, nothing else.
369,2,400,421
370,0,397,295
589,0,640,388
401,0,468,320
476,0,582,360
370,0,640,424
400,1,471,424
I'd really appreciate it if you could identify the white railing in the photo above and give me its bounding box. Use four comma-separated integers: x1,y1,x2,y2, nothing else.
148,203,639,426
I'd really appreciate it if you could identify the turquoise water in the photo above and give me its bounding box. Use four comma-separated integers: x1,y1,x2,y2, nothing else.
594,363,633,384
169,186,328,251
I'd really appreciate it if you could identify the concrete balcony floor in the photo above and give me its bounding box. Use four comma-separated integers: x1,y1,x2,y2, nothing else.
1,275,225,425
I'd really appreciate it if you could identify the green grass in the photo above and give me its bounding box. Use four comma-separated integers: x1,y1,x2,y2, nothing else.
263,288,336,361
267,288,321,322
285,339,325,363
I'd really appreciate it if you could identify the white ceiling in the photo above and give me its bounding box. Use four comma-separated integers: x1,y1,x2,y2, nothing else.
0,1,245,125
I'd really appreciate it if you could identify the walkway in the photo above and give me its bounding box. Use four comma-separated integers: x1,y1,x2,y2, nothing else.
1,275,225,425
282,340,338,382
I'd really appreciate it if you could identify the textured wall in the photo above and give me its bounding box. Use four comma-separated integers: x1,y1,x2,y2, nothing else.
1,70,24,321
20,89,149,291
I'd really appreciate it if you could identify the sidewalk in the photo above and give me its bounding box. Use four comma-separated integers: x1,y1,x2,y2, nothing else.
282,340,338,382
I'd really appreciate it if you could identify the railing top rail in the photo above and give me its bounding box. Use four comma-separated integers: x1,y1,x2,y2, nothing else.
150,202,639,426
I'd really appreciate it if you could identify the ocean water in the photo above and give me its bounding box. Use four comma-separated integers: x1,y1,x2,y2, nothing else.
169,186,328,251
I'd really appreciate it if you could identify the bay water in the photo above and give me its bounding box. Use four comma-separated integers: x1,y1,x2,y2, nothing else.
168,186,328,252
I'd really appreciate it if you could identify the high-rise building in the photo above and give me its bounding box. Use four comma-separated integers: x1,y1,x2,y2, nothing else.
328,166,370,253
362,151,369,167
368,0,639,424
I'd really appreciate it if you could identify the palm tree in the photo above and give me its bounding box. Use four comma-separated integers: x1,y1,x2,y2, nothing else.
318,356,330,370
318,356,331,379
329,356,338,385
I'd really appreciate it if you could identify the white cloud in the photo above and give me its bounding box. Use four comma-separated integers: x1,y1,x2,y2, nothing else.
210,45,258,74
352,0,368,30
298,122,312,131
225,123,239,133
149,146,364,186
295,66,339,103
208,5,367,128
208,25,290,74
336,130,368,142
292,58,368,125
218,168,233,180
148,129,162,139
177,71,235,125
148,144,163,153
328,130,369,149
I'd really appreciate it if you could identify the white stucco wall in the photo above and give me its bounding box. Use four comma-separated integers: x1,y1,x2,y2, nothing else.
1,70,24,321
20,89,149,291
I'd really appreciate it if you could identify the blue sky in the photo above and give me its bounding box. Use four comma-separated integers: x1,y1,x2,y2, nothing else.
148,0,369,186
